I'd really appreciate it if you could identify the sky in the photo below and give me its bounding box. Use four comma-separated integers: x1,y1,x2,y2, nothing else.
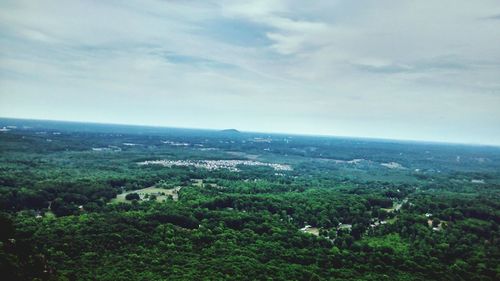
1,0,500,145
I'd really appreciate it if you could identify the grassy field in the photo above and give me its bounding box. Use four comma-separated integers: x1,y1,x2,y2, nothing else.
112,186,182,203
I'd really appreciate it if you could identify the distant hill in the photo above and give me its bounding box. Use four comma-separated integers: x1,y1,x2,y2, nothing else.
219,129,240,133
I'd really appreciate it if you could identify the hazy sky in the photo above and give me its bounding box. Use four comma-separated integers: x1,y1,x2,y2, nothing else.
1,1,500,145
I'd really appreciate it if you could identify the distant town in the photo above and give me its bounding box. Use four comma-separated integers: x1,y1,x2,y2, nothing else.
137,159,293,172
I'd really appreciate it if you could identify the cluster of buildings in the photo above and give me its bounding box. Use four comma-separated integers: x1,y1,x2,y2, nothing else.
162,140,190,146
137,159,293,172
91,145,122,152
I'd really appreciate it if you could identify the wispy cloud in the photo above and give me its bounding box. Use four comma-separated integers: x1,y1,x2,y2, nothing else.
481,13,500,20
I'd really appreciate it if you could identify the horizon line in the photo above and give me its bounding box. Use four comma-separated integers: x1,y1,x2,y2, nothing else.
1,115,499,148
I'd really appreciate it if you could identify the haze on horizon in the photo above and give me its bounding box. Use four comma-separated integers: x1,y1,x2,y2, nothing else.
1,1,500,145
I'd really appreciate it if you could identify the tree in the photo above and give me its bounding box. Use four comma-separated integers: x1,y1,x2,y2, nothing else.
125,193,140,201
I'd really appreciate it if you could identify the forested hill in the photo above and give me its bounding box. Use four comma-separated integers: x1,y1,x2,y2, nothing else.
0,118,499,280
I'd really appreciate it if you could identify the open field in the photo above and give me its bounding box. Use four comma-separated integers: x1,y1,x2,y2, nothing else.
112,186,182,203
300,226,320,236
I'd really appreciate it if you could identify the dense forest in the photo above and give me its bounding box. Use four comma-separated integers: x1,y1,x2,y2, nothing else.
0,118,499,280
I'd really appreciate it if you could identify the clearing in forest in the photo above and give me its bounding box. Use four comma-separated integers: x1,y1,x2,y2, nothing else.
112,186,182,203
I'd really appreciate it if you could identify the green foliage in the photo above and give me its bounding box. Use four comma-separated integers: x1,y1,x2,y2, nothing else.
1,119,499,280
125,193,140,201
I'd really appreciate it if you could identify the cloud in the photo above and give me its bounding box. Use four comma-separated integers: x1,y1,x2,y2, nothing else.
220,0,331,55
352,55,472,74
482,14,500,20
1,0,500,145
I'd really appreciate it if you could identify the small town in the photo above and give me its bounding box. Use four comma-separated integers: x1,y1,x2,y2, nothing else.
137,159,293,172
